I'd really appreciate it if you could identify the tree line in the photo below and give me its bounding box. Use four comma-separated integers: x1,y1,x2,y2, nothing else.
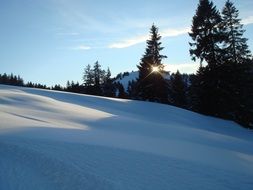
0,73,24,86
128,0,252,128
189,0,253,128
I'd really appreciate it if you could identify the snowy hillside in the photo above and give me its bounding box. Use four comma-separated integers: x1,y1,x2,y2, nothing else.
115,71,139,91
1,84,253,190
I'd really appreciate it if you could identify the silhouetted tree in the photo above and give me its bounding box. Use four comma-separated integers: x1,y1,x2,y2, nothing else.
52,84,64,91
82,62,113,96
137,24,169,103
102,68,116,97
127,80,138,99
170,71,187,108
220,0,251,63
16,75,24,86
189,0,223,66
83,64,95,94
117,83,127,99
189,59,253,128
0,73,24,86
65,81,81,93
83,64,94,86
93,61,103,95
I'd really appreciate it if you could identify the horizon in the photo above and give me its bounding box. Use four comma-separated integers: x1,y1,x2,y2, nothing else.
1,0,253,86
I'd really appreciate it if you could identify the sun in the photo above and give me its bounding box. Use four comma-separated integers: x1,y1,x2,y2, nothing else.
152,66,159,73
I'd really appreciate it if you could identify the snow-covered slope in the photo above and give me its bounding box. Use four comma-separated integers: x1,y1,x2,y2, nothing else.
115,71,139,91
1,84,253,190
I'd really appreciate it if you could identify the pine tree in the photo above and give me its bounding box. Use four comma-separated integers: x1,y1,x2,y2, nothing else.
117,83,127,99
83,64,95,94
93,61,103,95
17,75,24,86
102,68,116,97
127,80,138,99
170,71,187,108
105,68,111,83
189,0,222,66
83,64,94,87
137,24,169,103
217,1,253,127
221,0,251,63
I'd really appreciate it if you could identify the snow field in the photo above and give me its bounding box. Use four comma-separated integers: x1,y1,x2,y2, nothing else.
0,84,253,190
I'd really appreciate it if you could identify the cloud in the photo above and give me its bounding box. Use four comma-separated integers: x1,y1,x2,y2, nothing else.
108,27,189,49
108,34,148,49
161,27,190,38
164,63,199,74
69,45,91,50
242,16,253,25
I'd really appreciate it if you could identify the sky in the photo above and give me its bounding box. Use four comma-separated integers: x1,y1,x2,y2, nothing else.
1,0,253,86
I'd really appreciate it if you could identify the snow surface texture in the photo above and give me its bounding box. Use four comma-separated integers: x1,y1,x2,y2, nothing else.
0,84,253,190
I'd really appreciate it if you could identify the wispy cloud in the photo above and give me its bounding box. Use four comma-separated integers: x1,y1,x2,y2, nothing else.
161,27,190,38
108,27,189,49
69,45,91,50
164,63,199,74
242,16,253,25
108,34,148,49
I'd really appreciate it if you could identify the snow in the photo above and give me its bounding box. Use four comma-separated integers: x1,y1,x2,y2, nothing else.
115,71,138,91
0,84,253,190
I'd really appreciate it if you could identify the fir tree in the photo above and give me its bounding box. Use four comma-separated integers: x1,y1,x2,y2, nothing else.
137,24,168,103
189,0,222,66
221,0,251,63
170,71,187,108
104,68,111,83
117,83,127,99
93,61,103,95
83,64,94,88
127,80,138,99
102,68,116,97
83,64,95,94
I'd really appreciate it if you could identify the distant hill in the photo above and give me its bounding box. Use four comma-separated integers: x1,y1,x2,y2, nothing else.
114,71,139,91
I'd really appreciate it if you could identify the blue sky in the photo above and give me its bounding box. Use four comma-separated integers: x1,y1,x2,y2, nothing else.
1,0,253,86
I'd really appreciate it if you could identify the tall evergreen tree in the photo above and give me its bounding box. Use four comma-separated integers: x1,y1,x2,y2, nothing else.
105,68,111,83
83,64,95,94
93,61,103,95
83,64,94,87
127,80,138,99
170,71,187,108
117,83,127,99
93,62,101,86
137,24,169,103
102,68,116,97
221,0,251,63
189,0,222,66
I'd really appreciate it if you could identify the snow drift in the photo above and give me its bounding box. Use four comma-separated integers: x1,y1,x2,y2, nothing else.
0,84,253,190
